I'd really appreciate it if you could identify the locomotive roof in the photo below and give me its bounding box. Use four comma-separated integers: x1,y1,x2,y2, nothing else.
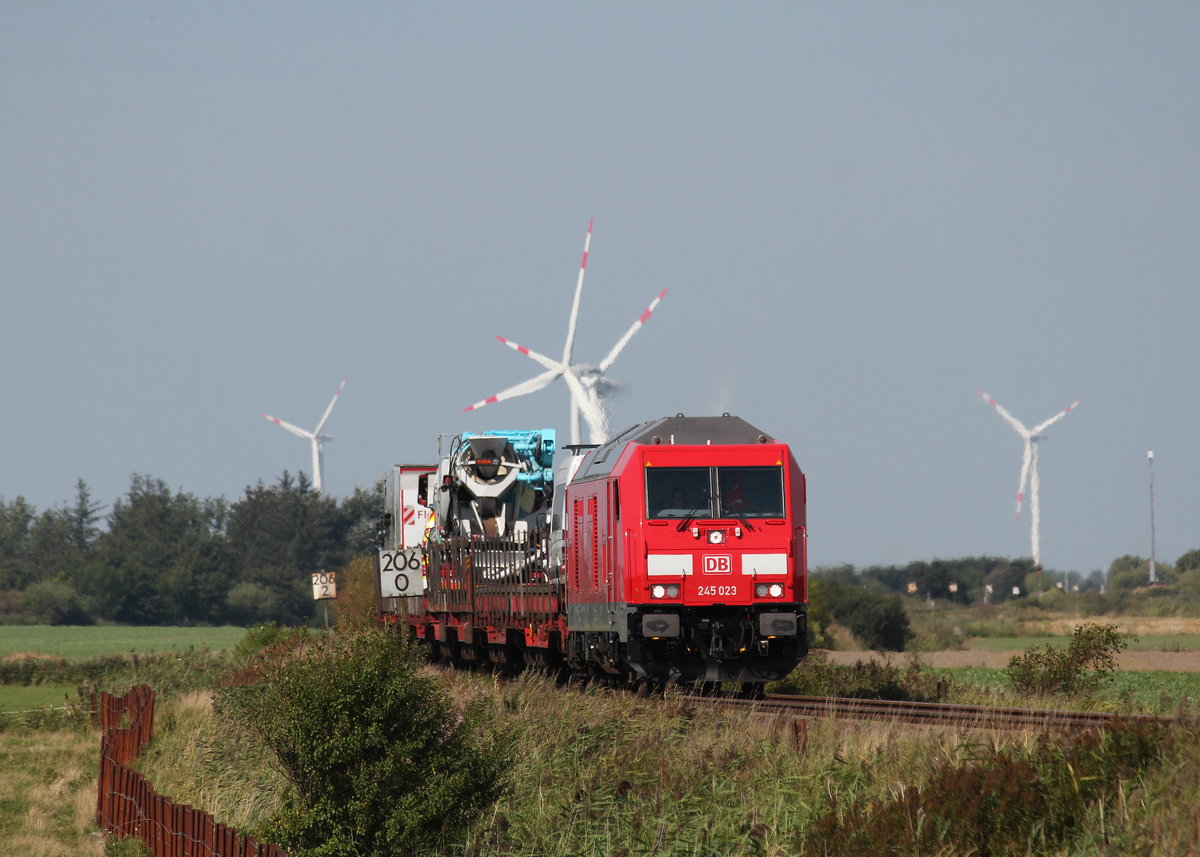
620,414,775,446
574,414,777,481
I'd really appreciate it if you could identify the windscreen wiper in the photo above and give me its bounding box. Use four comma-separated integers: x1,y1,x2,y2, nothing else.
675,495,710,532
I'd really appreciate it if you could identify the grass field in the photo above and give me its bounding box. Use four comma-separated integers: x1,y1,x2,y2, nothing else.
0,625,246,660
930,665,1200,713
0,684,79,714
0,724,102,856
966,633,1200,652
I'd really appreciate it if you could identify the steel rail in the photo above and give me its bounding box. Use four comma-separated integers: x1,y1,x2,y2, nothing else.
715,694,1177,731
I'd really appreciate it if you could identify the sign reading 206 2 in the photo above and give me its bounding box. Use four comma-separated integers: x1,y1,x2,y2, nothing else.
379,549,425,596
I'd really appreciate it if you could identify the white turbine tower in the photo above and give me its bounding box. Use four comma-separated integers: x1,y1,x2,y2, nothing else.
464,219,667,445
262,377,346,493
978,389,1081,569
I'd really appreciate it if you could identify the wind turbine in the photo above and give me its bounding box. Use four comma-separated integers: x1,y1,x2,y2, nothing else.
977,389,1081,569
464,220,667,445
262,377,346,493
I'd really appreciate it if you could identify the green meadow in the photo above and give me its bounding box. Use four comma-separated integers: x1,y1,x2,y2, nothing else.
0,684,78,713
932,665,1200,712
0,625,245,660
966,633,1200,652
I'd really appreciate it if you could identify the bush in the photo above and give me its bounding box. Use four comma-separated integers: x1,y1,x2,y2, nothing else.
225,582,283,625
817,579,912,651
1006,622,1134,696
906,614,966,651
770,651,948,702
332,555,379,626
21,581,93,625
216,625,511,857
232,622,310,661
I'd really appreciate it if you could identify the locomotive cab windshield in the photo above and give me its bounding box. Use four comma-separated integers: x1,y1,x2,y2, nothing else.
647,465,784,519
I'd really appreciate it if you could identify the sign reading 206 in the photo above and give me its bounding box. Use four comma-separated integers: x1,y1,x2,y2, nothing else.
379,549,425,596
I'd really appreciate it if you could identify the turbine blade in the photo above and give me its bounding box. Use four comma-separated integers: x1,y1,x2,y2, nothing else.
262,414,313,440
560,219,593,366
314,377,347,435
597,288,668,373
978,388,1030,437
1032,399,1082,435
464,368,562,412
497,336,561,372
1015,441,1033,518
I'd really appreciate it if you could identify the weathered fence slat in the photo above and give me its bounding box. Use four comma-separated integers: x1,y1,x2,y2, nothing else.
95,685,287,857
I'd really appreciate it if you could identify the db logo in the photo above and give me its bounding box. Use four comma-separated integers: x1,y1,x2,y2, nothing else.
702,555,732,574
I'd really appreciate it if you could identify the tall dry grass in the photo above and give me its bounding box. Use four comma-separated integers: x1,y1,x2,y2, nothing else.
0,726,104,857
106,659,1200,856
132,690,287,839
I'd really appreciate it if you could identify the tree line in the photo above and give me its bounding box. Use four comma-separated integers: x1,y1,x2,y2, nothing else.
816,551,1200,605
4,473,1196,627
0,473,382,626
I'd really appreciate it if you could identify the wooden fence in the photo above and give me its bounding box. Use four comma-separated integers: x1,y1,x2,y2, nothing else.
94,685,287,857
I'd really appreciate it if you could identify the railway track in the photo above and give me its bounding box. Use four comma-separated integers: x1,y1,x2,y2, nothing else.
719,693,1176,731
426,654,1177,732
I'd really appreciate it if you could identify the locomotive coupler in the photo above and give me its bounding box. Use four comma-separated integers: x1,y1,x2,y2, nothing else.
707,623,726,660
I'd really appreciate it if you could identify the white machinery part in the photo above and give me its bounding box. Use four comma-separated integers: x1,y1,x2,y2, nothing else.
382,464,436,550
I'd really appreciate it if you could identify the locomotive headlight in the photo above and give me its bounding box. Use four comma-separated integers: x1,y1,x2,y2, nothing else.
652,584,667,599
755,583,785,598
769,583,784,598
755,584,768,597
706,529,725,545
666,584,680,598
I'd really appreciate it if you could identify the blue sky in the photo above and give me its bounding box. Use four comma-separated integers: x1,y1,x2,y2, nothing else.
3,4,1197,575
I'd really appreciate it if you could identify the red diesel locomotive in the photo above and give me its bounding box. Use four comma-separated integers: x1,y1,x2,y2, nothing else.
378,414,808,688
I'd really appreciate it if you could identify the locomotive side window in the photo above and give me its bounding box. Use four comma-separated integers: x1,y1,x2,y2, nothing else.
646,467,711,518
716,466,784,518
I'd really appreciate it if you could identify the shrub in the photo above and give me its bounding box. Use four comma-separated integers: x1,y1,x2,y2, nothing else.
232,622,310,661
21,580,93,625
332,555,379,626
818,579,912,651
216,624,511,857
769,651,948,702
225,581,283,625
906,614,966,651
1006,622,1134,696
